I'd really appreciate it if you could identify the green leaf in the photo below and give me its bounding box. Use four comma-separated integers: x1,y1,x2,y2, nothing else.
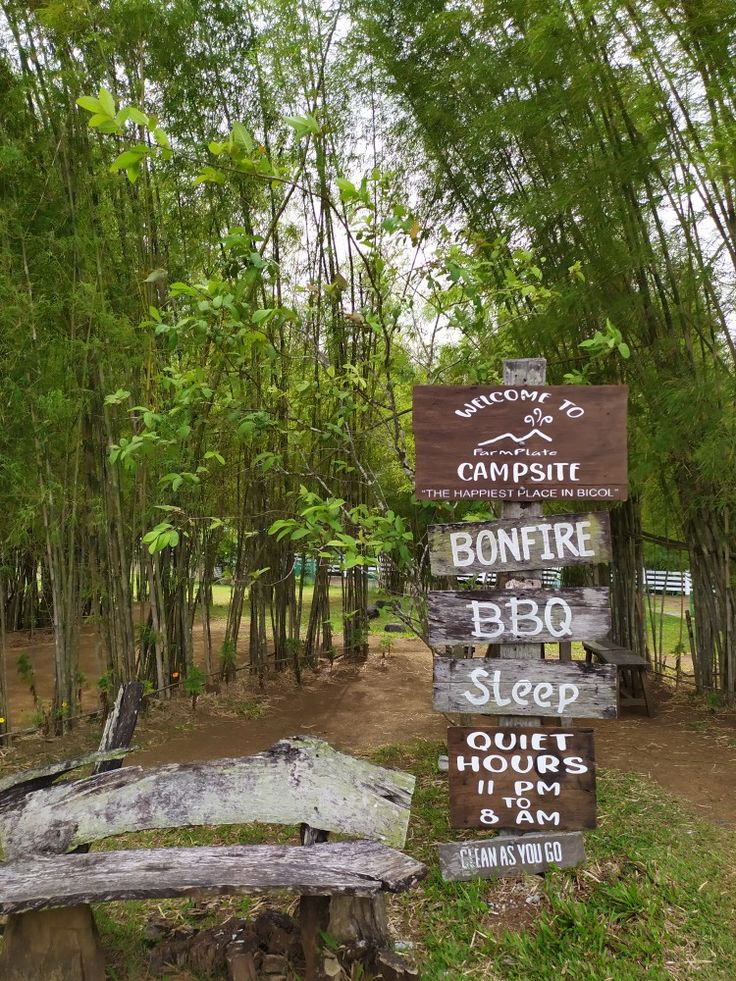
96,118,123,134
118,106,148,126
284,114,320,139
231,122,254,151
204,451,226,465
336,177,358,201
252,308,273,323
77,96,102,113
193,166,226,185
153,127,170,149
104,389,130,406
618,342,631,359
110,149,145,172
98,87,116,117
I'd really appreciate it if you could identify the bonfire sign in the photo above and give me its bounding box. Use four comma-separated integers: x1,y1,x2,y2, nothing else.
413,384,627,501
428,511,612,576
447,726,597,831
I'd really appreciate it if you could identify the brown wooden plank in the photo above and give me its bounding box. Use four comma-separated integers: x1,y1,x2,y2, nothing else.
428,511,612,576
428,588,611,646
413,384,628,501
0,842,427,914
0,737,416,859
433,658,618,719
447,726,597,831
438,831,586,881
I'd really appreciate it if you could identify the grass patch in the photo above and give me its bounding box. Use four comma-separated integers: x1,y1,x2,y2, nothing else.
375,741,736,980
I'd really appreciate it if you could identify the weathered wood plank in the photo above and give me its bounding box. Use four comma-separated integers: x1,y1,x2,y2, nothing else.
413,384,628,501
438,832,586,881
433,658,618,719
0,842,427,914
428,511,612,576
0,750,130,806
428,587,611,646
583,640,648,667
94,681,143,774
0,737,416,859
447,726,597,831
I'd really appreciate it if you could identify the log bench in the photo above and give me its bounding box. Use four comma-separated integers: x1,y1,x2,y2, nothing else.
583,639,653,716
0,735,425,980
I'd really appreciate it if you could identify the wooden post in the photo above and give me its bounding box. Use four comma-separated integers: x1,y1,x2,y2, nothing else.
298,823,391,981
496,358,547,729
0,906,106,981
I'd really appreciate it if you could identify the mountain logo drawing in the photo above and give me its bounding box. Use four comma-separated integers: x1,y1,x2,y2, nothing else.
477,407,554,446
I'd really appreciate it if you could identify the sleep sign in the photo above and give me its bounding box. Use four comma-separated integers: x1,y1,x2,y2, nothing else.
433,658,618,719
448,726,597,831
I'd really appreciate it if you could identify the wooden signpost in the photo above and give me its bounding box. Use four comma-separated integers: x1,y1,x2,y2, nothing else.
413,358,628,883
413,384,628,502
433,658,617,719
446,726,597,831
427,587,611,646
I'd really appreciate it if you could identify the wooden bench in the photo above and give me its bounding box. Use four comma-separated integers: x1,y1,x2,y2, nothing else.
583,639,653,716
0,735,425,981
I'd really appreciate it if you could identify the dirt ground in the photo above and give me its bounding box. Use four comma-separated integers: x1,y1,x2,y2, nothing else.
125,638,736,829
3,615,734,829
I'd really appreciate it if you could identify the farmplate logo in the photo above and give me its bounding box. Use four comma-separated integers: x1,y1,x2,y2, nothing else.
412,384,628,502
477,407,554,447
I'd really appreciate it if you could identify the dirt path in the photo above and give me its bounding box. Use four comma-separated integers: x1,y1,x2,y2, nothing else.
131,639,736,829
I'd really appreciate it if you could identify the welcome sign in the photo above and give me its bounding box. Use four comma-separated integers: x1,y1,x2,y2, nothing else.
413,385,628,501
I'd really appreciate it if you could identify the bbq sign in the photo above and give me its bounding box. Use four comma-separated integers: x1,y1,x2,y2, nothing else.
413,385,628,501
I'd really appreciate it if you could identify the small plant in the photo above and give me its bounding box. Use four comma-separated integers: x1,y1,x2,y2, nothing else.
75,669,86,712
140,678,155,713
219,639,237,684
184,665,206,712
379,636,393,662
30,702,51,736
234,699,266,720
97,671,112,717
17,652,37,705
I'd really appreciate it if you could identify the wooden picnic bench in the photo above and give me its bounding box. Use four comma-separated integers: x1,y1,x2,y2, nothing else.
583,639,653,716
0,711,424,980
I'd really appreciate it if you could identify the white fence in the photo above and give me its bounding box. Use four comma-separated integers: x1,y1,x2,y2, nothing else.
643,569,692,595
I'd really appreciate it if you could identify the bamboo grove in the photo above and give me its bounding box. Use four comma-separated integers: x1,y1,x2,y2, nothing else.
0,0,735,739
